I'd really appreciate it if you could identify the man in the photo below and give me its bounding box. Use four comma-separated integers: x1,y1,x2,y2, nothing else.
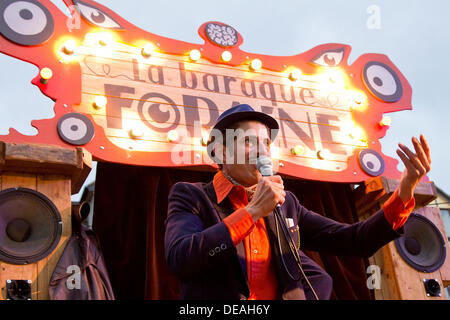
164,104,431,300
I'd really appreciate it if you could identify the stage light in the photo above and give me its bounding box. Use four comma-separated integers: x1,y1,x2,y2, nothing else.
317,149,331,160
39,68,53,84
289,68,302,81
93,96,107,109
291,145,304,156
379,115,392,127
221,51,232,62
250,58,262,71
62,39,77,55
141,43,154,58
189,49,201,61
167,130,179,142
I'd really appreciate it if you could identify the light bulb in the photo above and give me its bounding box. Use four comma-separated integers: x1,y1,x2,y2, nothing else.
40,68,53,84
167,130,179,142
379,116,392,127
291,145,304,156
141,43,154,57
93,96,107,109
317,149,331,160
250,58,262,71
189,49,201,61
221,51,232,62
62,39,77,55
289,69,302,81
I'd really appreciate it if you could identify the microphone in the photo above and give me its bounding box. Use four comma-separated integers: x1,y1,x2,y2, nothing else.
256,155,281,211
256,155,274,177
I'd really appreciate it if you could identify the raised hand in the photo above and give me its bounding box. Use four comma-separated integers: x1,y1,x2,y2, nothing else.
396,134,431,202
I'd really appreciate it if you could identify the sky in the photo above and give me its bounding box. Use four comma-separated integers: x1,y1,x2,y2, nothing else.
0,0,449,201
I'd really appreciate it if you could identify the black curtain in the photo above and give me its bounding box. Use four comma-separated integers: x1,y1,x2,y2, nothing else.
93,162,372,300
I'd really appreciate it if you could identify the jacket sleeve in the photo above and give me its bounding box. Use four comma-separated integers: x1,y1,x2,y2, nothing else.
292,193,404,257
164,182,237,280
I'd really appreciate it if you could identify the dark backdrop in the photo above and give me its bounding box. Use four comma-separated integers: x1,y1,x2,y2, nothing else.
92,162,373,300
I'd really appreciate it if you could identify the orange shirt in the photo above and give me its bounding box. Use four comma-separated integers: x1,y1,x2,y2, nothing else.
213,171,415,300
213,171,279,300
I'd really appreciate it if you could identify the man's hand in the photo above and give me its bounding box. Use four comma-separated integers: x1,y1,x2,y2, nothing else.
396,134,431,203
245,175,285,222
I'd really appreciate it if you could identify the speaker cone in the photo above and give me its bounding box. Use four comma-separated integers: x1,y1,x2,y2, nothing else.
394,213,446,273
0,188,62,265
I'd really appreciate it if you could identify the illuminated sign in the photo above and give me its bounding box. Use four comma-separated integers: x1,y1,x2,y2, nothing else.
0,0,413,182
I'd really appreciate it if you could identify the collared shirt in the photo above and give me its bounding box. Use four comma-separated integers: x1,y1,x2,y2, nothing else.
214,171,415,300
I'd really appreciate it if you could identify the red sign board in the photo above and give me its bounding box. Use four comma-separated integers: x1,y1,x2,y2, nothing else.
0,0,415,182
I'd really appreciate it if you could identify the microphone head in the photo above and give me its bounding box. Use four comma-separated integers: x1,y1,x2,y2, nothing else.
256,155,273,176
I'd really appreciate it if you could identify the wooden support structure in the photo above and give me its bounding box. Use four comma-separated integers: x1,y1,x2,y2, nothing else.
354,176,450,300
0,142,92,300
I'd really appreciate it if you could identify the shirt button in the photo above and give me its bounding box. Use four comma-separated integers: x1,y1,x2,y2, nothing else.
253,249,258,254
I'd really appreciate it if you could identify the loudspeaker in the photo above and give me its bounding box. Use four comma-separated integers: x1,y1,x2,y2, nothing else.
0,141,91,300
394,213,446,274
354,176,450,300
0,188,63,265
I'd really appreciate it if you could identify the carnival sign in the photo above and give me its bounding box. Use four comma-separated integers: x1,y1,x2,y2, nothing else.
0,0,414,182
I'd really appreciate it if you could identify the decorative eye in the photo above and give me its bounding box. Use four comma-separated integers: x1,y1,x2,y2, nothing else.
0,0,54,46
363,61,403,102
74,0,123,30
311,48,345,67
57,113,95,146
358,149,385,177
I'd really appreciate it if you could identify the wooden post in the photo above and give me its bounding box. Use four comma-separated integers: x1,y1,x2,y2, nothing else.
0,141,92,300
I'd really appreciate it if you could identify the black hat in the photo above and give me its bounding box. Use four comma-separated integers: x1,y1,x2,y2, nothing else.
207,104,279,159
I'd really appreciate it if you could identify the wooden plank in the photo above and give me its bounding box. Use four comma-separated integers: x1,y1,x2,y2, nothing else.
0,173,38,300
105,135,350,172
389,241,427,299
0,142,82,177
80,72,353,118
77,38,340,91
78,91,355,134
36,175,71,300
354,177,438,218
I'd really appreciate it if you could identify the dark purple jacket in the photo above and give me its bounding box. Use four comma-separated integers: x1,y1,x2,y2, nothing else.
164,181,403,300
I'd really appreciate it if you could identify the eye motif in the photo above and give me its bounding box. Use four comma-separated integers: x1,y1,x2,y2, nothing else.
74,0,123,30
358,149,385,177
0,0,54,46
311,48,345,67
363,61,403,102
57,113,95,146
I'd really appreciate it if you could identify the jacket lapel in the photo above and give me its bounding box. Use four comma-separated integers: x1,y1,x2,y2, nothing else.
264,207,306,300
204,182,249,296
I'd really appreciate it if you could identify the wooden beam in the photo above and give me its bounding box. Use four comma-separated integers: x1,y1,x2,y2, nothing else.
353,176,437,218
0,142,92,194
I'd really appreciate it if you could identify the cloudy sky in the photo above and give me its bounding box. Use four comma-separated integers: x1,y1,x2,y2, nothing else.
0,0,449,200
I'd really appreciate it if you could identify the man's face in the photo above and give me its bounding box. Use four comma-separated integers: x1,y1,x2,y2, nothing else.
221,120,272,187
